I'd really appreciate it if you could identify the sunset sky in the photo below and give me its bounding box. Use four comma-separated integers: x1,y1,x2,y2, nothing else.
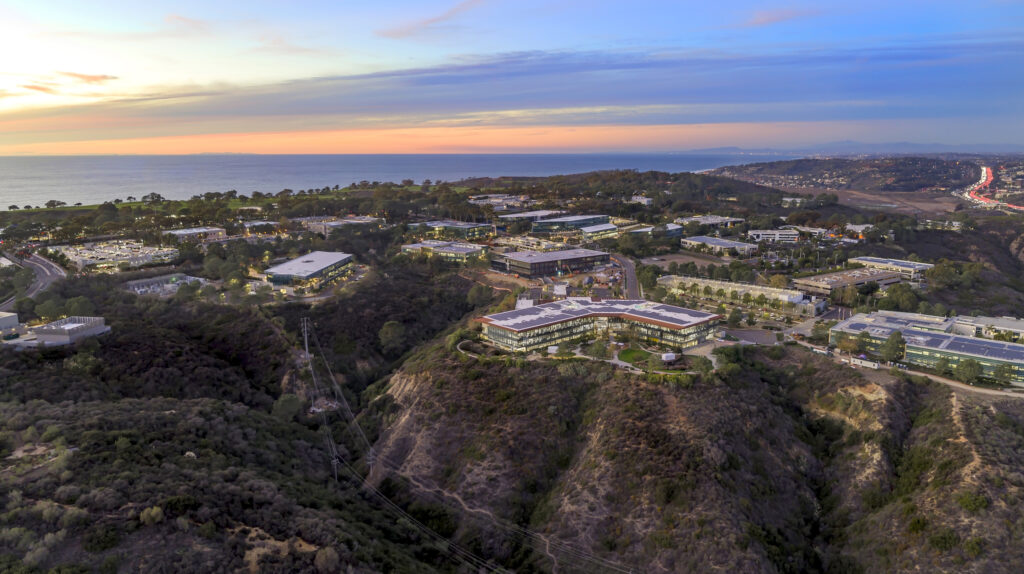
1,0,1022,154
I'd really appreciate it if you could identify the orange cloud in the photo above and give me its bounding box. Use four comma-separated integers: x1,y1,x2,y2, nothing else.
21,84,59,95
58,72,118,84
0,121,879,155
377,0,484,38
741,8,818,28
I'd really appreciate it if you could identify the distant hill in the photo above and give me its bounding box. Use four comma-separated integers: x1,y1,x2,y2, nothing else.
709,157,981,193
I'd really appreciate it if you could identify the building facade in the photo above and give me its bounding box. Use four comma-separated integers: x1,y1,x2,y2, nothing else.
491,248,610,278
264,251,353,290
163,227,227,243
401,240,487,263
830,311,1024,385
793,267,901,296
33,316,111,346
680,236,758,256
531,215,610,234
847,256,934,281
657,275,826,315
747,229,800,243
410,220,495,240
478,298,720,353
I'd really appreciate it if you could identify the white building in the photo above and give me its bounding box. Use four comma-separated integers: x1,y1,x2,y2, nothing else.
630,195,653,206
675,215,744,228
747,229,800,243
32,316,111,346
680,236,758,256
0,312,18,330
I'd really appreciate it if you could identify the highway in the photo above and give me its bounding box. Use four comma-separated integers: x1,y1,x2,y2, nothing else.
0,252,67,312
611,253,641,299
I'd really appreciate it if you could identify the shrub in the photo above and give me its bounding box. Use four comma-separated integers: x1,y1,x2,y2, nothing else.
927,528,959,552
956,490,989,513
83,526,121,552
140,506,165,525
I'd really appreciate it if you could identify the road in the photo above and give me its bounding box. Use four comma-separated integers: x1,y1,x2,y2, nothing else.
611,253,641,299
0,252,67,312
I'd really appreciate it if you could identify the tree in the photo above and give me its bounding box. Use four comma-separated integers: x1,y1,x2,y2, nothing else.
585,340,610,359
272,394,303,422
7,205,18,210
35,299,64,321
645,354,663,372
836,333,861,355
878,331,905,362
935,357,951,375
65,296,96,317
769,274,789,289
727,307,743,327
993,363,1015,385
954,359,983,385
45,199,67,209
378,321,406,355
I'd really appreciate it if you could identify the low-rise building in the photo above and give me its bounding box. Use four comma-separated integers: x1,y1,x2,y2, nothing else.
675,215,744,228
491,248,610,278
747,229,800,243
305,216,383,236
781,225,828,237
410,220,495,240
163,227,227,243
0,312,18,330
628,223,683,238
658,275,825,315
401,240,487,263
793,267,901,296
124,273,205,297
629,195,653,206
264,251,354,290
241,220,278,234
847,256,934,281
58,240,179,271
830,311,1024,385
782,197,808,208
478,298,719,353
952,315,1024,343
680,236,758,256
496,210,566,224
532,215,610,234
491,236,569,252
580,223,619,241
33,316,111,346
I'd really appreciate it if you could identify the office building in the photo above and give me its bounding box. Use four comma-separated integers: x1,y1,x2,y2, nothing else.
163,227,227,242
580,223,619,241
675,215,744,228
657,275,826,315
680,236,758,256
124,273,205,297
491,248,609,278
830,311,1024,385
747,229,800,243
491,236,568,252
264,251,353,290
401,240,487,263
628,223,683,238
410,220,495,240
57,241,179,270
305,216,383,236
848,257,934,281
496,210,566,224
478,298,719,353
532,215,610,234
793,267,901,296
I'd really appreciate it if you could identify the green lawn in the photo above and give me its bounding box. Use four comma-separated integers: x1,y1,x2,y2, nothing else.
618,348,651,365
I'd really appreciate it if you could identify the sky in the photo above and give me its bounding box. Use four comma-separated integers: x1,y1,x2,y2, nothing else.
0,0,1022,154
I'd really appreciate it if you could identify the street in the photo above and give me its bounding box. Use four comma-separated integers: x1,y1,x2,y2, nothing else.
0,253,67,312
611,253,641,299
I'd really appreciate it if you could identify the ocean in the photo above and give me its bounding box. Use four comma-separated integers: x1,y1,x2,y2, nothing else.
0,153,791,209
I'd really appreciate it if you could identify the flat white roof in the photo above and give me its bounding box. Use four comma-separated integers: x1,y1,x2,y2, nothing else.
682,236,756,249
265,251,353,278
497,210,564,219
503,248,608,264
481,298,718,332
165,226,225,235
581,223,618,233
848,256,934,271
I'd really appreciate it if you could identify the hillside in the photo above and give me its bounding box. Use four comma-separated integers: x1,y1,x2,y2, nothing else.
368,344,1024,573
710,158,980,193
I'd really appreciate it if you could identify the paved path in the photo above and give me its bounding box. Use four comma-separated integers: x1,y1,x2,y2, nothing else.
610,253,641,299
0,253,66,312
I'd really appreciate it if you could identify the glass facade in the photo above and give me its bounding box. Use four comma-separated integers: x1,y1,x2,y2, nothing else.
483,315,717,353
